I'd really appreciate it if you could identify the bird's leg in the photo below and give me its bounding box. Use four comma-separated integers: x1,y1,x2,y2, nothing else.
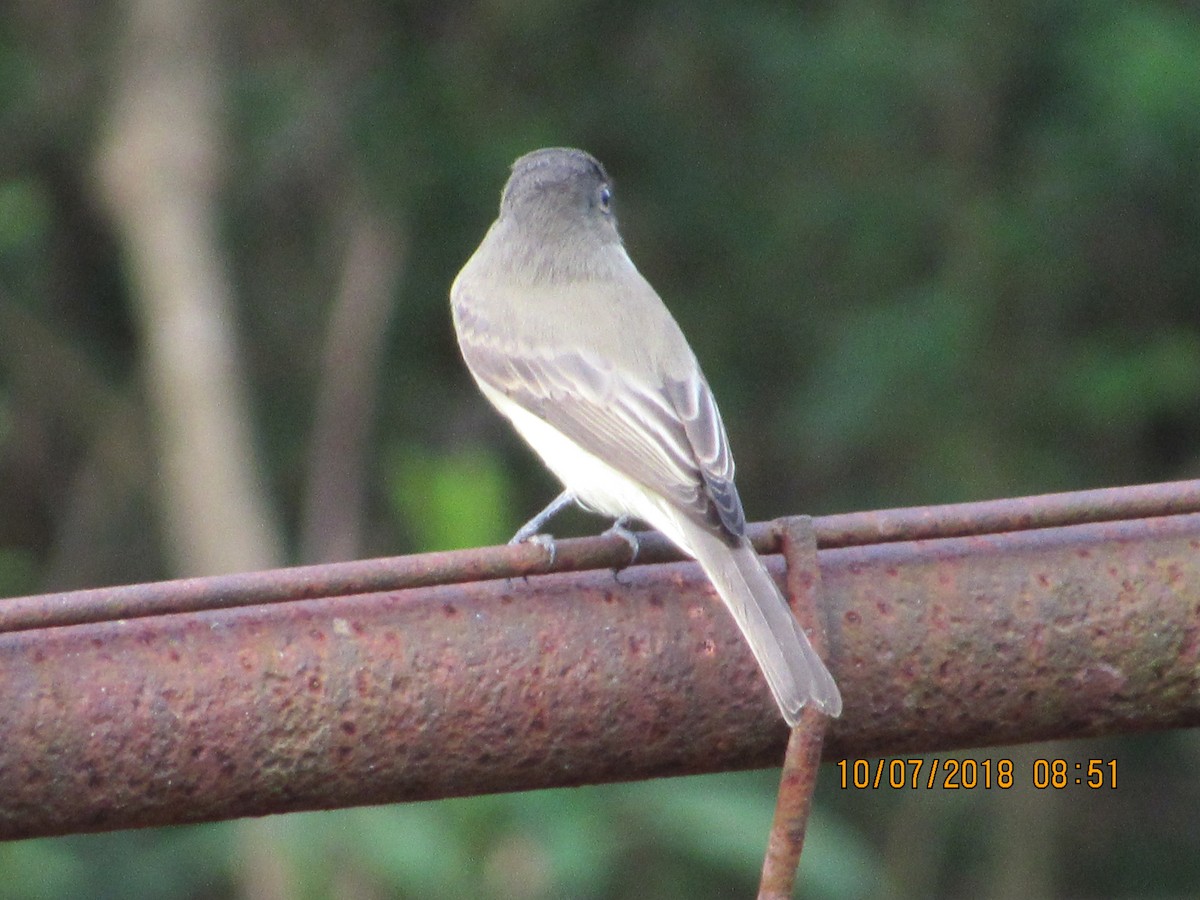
509,491,576,564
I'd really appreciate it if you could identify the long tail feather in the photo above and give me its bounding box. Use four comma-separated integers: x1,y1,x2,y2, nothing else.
678,520,842,724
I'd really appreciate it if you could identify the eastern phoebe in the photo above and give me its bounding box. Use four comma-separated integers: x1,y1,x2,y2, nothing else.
451,147,842,723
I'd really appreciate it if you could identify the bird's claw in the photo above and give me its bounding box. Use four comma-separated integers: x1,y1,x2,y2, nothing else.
603,517,640,573
509,531,557,566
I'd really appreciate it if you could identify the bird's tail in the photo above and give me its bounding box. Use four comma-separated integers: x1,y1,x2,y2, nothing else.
679,519,842,724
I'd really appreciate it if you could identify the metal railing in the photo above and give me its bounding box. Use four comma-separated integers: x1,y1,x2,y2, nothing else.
2,480,1199,840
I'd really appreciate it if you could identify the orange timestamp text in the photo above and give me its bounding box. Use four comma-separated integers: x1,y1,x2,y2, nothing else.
836,757,1118,790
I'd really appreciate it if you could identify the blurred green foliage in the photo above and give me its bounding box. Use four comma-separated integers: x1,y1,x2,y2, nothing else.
2,0,1199,897
388,444,513,551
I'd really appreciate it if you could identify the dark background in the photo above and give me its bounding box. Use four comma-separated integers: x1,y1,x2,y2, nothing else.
1,1,1198,896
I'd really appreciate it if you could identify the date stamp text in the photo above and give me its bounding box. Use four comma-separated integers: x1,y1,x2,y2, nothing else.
836,757,1118,790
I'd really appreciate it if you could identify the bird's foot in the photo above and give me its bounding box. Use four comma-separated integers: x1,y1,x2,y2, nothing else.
509,530,558,566
603,517,641,575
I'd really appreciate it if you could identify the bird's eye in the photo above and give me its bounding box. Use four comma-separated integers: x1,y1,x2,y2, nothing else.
598,186,612,211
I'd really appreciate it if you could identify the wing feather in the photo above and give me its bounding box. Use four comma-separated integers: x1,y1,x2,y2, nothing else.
454,297,745,539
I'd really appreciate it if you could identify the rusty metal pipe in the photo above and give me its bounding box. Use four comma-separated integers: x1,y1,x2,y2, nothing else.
2,508,1198,840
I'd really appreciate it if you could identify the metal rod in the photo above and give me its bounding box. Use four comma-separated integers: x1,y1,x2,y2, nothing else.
759,518,830,898
2,508,1198,840
814,478,1200,546
4,479,1199,634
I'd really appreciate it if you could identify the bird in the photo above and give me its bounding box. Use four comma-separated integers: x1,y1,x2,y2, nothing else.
450,147,841,724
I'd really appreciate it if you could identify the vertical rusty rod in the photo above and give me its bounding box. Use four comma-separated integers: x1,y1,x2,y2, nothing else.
759,518,832,899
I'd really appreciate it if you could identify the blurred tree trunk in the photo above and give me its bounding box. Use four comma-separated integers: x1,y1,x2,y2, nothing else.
300,202,403,564
95,0,282,576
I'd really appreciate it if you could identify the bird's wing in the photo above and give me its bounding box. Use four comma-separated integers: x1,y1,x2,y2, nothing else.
454,298,746,539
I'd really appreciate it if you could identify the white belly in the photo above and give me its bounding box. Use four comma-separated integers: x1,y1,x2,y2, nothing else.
479,382,692,550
